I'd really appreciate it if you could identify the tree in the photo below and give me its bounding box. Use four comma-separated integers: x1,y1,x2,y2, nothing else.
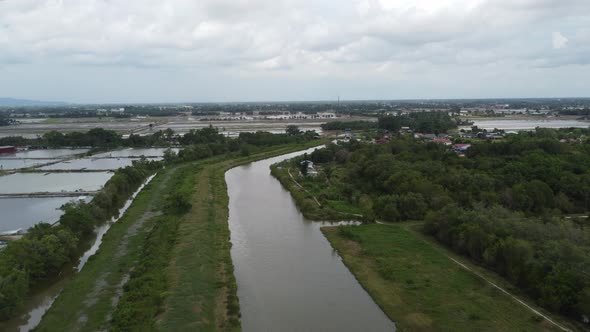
286,125,301,136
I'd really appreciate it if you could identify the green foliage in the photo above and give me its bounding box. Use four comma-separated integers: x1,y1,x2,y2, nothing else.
378,111,457,133
320,120,376,131
0,114,16,126
0,160,160,321
110,215,181,332
424,206,590,319
286,125,301,136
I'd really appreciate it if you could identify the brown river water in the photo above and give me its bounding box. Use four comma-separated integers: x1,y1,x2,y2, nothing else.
226,148,395,331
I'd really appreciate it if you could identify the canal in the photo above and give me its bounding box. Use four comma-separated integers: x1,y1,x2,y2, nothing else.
226,148,395,331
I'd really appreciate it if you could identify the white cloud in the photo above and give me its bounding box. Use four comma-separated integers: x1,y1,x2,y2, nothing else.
0,0,589,102
552,31,569,49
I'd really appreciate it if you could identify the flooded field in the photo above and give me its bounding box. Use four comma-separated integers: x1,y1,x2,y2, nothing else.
0,148,166,235
39,157,161,170
0,116,341,139
0,197,90,233
462,118,590,131
0,159,60,170
0,172,113,194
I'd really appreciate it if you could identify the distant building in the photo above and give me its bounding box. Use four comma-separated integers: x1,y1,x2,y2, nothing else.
300,160,318,176
432,138,452,145
0,146,16,154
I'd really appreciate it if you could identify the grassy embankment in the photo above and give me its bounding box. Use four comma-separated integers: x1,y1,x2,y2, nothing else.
35,140,324,331
272,160,579,331
324,224,578,332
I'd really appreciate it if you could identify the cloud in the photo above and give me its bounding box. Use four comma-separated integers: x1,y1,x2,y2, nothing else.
0,0,589,102
552,32,569,49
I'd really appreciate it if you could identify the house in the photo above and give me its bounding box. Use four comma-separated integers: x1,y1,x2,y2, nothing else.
453,144,471,152
432,138,452,145
300,160,318,176
376,134,391,144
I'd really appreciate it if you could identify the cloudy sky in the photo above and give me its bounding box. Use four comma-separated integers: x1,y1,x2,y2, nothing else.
0,0,589,103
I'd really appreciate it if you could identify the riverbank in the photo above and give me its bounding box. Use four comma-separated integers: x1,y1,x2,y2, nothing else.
322,223,575,331
33,140,325,331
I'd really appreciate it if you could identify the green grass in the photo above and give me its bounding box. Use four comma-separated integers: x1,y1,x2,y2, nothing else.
323,224,567,332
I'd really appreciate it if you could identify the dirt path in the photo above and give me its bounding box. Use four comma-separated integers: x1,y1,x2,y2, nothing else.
287,167,322,207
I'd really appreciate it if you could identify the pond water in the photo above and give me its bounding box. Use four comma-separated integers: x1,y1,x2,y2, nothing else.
0,197,91,233
226,148,395,331
0,149,89,159
0,172,113,194
92,148,179,158
39,157,161,170
462,119,590,131
0,159,60,170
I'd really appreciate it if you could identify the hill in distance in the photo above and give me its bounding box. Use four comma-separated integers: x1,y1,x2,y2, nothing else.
0,97,68,107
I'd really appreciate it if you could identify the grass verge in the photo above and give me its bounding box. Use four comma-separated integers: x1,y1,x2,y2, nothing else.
323,224,571,332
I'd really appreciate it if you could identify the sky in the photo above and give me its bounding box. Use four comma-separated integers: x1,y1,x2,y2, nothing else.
0,0,589,103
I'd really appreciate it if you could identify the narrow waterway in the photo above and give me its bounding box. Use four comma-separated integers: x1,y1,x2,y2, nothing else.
226,148,395,331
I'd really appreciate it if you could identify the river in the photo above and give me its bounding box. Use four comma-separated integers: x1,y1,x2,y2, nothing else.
226,148,395,331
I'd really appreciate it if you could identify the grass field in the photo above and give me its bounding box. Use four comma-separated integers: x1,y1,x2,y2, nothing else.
323,224,572,332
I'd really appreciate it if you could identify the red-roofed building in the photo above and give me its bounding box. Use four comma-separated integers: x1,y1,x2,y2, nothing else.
453,144,471,152
432,138,452,145
0,146,16,154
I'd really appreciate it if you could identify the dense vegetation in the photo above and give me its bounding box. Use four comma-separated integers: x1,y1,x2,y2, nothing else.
0,114,16,126
320,120,377,131
277,129,590,324
110,165,195,331
378,111,457,133
0,160,161,320
0,125,317,150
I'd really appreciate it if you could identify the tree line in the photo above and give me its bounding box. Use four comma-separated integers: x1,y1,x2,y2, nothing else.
320,120,377,131
378,111,457,133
